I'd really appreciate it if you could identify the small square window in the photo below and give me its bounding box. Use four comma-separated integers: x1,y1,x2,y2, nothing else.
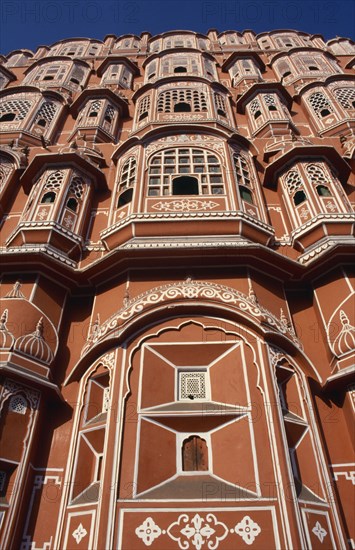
178,370,207,400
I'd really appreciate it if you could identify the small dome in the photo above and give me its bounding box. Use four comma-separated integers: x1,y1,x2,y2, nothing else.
0,309,15,350
14,317,54,364
333,310,355,356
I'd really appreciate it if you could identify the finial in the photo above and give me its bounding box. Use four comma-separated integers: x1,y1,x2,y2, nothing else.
340,310,350,326
5,281,25,298
123,289,130,307
248,281,258,304
0,309,8,327
185,275,193,284
35,317,44,338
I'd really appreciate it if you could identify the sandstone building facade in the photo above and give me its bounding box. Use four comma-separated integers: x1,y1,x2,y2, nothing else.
0,29,354,549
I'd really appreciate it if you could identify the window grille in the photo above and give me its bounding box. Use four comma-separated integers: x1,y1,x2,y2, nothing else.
137,95,151,120
204,58,215,78
88,100,102,117
44,170,65,191
33,101,58,127
249,98,261,117
33,65,67,83
118,157,137,193
70,66,85,84
148,148,224,196
179,371,207,400
264,94,277,107
68,176,85,200
103,104,115,123
233,153,252,187
61,43,85,57
285,170,303,194
9,395,27,414
308,92,333,118
157,89,207,113
334,88,355,109
0,99,32,121
161,55,199,75
306,164,330,186
214,93,227,116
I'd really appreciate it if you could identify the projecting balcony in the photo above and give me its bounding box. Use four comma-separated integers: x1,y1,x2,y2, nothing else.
5,220,84,259
100,204,274,251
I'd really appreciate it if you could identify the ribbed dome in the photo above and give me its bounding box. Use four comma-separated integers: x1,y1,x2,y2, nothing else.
14,317,54,364
0,309,15,350
333,310,355,356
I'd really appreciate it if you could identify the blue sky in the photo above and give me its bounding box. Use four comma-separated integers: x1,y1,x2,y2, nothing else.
0,0,354,54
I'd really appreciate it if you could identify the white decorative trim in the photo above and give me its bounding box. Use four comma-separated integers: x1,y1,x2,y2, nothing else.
234,515,262,545
0,245,77,268
83,280,301,353
312,521,327,543
151,199,220,212
72,523,87,544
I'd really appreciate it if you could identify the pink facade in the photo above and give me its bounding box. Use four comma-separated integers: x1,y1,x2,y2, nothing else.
0,29,354,549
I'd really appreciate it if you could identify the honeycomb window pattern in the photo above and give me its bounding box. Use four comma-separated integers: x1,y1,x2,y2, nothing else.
157,89,208,113
148,148,224,196
44,171,65,191
214,93,227,116
179,371,207,400
0,99,32,121
308,92,334,118
137,96,151,120
334,88,355,109
34,101,58,126
284,170,304,194
9,395,27,415
69,176,85,200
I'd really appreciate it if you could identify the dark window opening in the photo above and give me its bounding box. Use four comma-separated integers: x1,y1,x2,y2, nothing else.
283,71,291,77
294,190,307,205
139,112,148,121
0,113,16,122
43,75,54,81
104,115,112,124
308,66,319,71
172,176,199,196
41,191,56,204
316,185,332,197
117,188,133,207
174,66,187,73
89,111,98,118
66,197,78,212
70,78,80,85
240,186,253,204
148,73,155,80
254,110,262,119
36,118,47,127
268,105,277,111
320,108,331,117
174,102,191,113
182,436,208,472
217,109,226,117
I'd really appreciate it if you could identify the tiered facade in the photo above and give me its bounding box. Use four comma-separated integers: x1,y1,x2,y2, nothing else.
0,29,354,549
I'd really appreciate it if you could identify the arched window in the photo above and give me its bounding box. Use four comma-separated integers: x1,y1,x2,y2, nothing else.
32,101,58,132
240,186,254,204
182,436,208,471
294,190,307,205
172,176,198,195
157,89,207,114
249,98,262,120
148,148,224,196
88,100,102,117
316,185,331,197
9,394,27,415
214,93,227,117
117,157,136,207
334,88,355,110
41,191,56,204
137,95,151,122
307,91,334,119
0,98,32,123
66,197,78,212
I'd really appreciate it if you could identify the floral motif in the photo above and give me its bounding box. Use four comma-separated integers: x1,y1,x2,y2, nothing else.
37,207,49,220
72,523,87,544
234,516,261,545
312,521,327,543
299,207,310,220
325,201,337,212
152,200,219,212
167,513,228,550
135,517,162,546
